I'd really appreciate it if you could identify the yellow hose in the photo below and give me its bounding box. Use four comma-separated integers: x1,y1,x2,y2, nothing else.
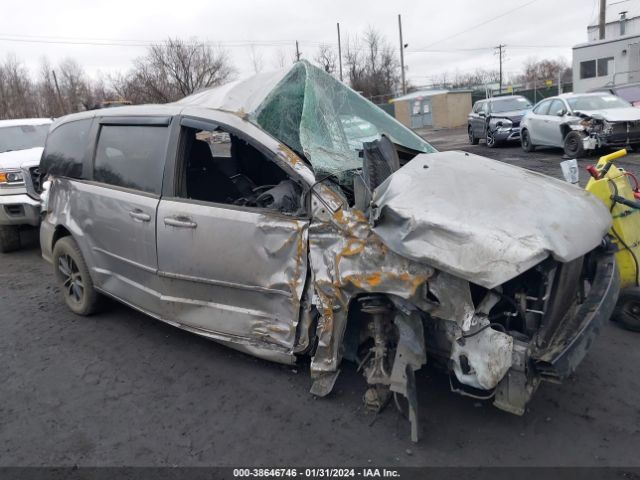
600,149,628,164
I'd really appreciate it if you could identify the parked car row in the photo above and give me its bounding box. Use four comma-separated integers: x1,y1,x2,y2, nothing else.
469,92,640,158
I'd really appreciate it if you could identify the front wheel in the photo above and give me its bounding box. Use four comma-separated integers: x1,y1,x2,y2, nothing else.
486,129,499,148
0,225,21,253
563,131,585,158
521,129,535,152
612,288,640,332
52,236,101,316
468,126,479,145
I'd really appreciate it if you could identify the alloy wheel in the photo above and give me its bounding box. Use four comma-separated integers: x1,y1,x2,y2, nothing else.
486,130,495,147
58,254,84,304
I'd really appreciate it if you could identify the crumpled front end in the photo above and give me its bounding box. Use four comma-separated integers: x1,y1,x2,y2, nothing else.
305,149,617,441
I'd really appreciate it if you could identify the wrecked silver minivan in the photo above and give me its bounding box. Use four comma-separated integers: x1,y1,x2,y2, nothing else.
40,61,618,441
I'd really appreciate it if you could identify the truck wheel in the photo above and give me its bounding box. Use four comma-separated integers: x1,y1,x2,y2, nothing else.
52,236,101,316
521,129,535,152
612,288,640,332
563,131,585,158
0,225,21,253
468,126,479,145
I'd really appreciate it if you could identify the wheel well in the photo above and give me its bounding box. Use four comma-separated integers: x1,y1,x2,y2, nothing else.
560,124,571,139
52,225,72,249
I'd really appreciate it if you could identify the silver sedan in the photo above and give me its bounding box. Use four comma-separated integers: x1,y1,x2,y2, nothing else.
520,93,640,157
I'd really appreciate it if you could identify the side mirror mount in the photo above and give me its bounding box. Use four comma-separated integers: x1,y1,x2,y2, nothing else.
557,109,567,117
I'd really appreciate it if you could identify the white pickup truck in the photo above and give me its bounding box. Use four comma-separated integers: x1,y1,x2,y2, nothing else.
0,118,52,252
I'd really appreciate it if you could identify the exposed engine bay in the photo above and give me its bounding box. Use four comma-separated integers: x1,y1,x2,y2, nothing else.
565,112,640,151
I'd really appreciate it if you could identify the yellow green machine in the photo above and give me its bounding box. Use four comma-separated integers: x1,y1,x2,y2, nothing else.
585,148,640,331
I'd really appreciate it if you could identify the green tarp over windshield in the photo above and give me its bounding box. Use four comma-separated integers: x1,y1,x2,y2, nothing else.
252,61,435,179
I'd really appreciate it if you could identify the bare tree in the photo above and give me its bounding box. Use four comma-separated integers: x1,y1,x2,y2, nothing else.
115,37,235,104
0,55,38,119
515,57,571,87
248,45,264,74
314,44,337,74
272,49,289,69
57,58,92,111
343,27,400,102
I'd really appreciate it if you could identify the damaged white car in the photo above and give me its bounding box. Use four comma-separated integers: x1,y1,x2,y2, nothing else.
521,92,640,157
39,61,618,441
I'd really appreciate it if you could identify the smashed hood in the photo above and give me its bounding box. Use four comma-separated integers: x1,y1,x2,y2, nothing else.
0,147,43,170
371,151,612,289
577,107,640,122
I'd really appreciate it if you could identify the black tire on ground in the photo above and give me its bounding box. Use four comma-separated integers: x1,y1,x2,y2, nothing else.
0,225,21,253
612,287,640,332
468,125,479,145
563,131,585,158
486,129,499,148
521,128,535,152
52,236,101,316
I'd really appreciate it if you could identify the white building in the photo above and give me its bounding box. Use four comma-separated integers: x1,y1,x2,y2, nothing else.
573,0,640,92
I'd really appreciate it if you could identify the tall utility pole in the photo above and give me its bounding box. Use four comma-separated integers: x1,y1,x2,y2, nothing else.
398,14,406,95
337,22,343,82
599,0,606,40
51,69,65,115
295,41,301,61
495,44,505,94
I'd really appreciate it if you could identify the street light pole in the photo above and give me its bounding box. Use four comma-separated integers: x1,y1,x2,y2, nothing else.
398,14,406,95
337,22,343,81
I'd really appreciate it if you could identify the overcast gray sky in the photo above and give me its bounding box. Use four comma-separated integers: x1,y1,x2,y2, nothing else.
0,0,606,87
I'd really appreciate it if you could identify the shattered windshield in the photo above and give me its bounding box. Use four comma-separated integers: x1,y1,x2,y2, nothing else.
568,94,632,111
252,61,436,179
0,124,50,153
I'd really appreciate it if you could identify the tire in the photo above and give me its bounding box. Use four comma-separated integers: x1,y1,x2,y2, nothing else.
0,225,21,253
52,236,101,316
521,128,535,152
486,129,499,148
612,287,640,332
468,125,479,145
563,131,585,158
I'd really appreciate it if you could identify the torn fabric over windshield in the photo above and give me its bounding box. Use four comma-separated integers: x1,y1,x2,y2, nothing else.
251,61,436,179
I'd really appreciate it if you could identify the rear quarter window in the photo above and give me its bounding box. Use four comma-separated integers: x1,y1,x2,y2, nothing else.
40,119,92,179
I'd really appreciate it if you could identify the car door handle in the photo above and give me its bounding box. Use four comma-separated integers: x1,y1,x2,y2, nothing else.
129,209,151,222
164,216,197,229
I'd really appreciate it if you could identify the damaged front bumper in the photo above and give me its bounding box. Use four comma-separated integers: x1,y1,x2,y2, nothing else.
493,126,521,142
532,249,619,381
494,248,619,415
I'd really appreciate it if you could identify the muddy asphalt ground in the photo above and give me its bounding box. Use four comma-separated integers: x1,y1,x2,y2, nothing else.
1,127,639,468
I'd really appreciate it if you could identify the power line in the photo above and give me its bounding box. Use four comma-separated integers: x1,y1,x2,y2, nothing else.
413,0,541,50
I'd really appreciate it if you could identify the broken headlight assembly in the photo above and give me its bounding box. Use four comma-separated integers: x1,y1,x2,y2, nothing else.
0,170,25,186
495,119,513,132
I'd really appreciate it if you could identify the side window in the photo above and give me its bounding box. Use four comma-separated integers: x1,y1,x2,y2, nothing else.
483,102,491,115
472,102,480,113
177,125,302,214
548,100,566,116
533,100,551,115
94,125,168,195
41,119,92,180
597,57,614,77
580,60,596,79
